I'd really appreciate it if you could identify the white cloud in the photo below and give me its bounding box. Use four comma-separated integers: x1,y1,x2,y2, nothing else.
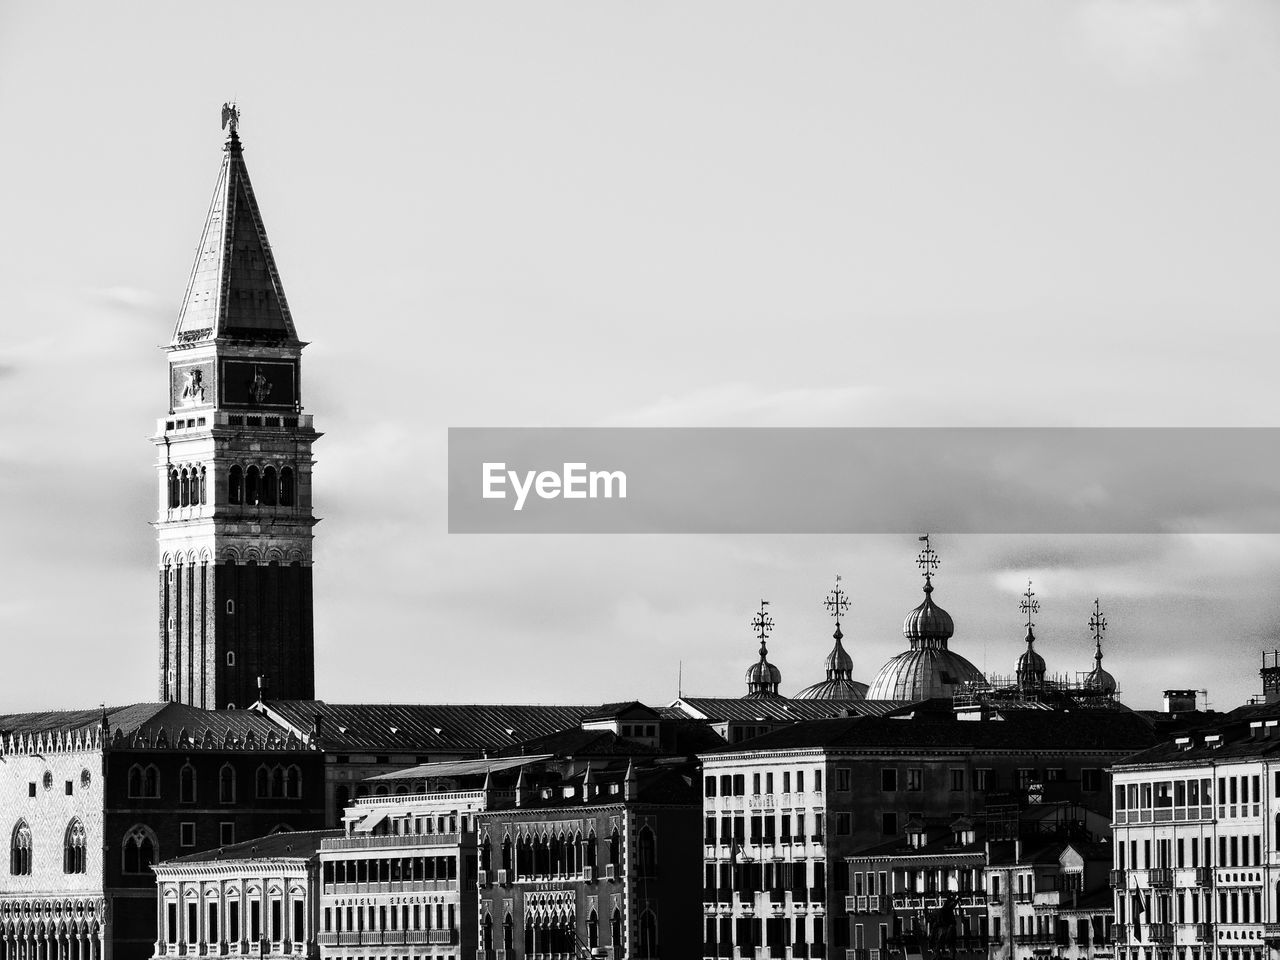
1076,0,1224,82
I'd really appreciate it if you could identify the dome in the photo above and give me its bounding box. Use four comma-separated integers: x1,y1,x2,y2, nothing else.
1087,640,1117,694
744,640,782,698
865,646,985,700
902,582,954,646
1015,627,1046,690
867,575,983,701
794,677,870,700
794,625,867,700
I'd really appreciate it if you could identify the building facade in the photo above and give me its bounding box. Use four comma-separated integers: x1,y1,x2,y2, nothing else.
0,704,326,960
1110,706,1280,960
152,829,339,960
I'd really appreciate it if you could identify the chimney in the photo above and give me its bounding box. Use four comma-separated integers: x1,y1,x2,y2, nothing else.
1163,689,1198,714
1262,650,1280,704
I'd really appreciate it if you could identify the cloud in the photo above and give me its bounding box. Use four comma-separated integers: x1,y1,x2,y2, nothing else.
94,286,162,310
1076,0,1224,82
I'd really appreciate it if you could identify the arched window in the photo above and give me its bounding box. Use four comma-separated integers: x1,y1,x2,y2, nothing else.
501,836,513,872
611,910,622,949
285,765,301,799
639,911,657,956
503,913,514,951
279,467,294,506
588,910,599,948
122,825,157,874
168,469,180,509
128,765,143,798
609,828,621,867
198,466,207,505
10,822,31,876
179,468,190,507
245,465,260,505
179,764,196,804
256,765,270,798
220,764,236,804
64,819,87,874
143,764,160,798
482,914,493,951
262,467,278,506
271,766,285,798
637,825,657,876
481,836,492,873
585,830,597,870
229,465,243,505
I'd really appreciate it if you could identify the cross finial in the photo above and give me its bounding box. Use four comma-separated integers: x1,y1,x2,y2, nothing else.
824,575,850,626
751,600,774,644
916,534,940,585
1089,597,1107,651
1020,579,1039,631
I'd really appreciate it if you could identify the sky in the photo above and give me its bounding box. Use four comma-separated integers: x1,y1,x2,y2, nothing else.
1,0,1279,712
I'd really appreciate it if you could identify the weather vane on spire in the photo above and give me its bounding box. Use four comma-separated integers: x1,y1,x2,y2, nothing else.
221,101,240,135
916,534,940,584
1089,597,1107,647
824,575,850,627
1020,579,1039,631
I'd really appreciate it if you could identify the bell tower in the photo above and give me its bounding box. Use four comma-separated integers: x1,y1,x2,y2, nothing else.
154,109,319,709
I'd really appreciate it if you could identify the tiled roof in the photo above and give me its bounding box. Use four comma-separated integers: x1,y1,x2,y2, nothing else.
671,697,908,723
258,701,594,753
0,703,292,744
702,711,1158,756
493,729,661,760
166,829,341,864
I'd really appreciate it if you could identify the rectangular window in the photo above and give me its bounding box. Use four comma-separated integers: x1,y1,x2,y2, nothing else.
797,771,805,792
293,901,304,943
271,901,281,942
250,902,261,943
950,768,965,792
208,904,218,944
180,822,196,847
167,903,178,944
783,772,791,793
220,822,235,846
814,769,823,792
836,767,852,791
907,769,923,791
766,773,774,794
880,768,896,792
881,812,897,835
230,902,240,942
705,776,717,797
975,769,993,792
64,781,73,796
732,774,745,796
753,773,762,795
187,904,197,945
1082,769,1102,792
836,812,853,835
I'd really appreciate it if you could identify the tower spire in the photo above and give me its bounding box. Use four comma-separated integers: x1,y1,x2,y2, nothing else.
917,534,940,594
173,106,297,346
1016,579,1045,691
743,600,782,698
822,575,853,680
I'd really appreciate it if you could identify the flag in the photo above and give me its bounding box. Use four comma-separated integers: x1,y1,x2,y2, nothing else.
1131,877,1147,942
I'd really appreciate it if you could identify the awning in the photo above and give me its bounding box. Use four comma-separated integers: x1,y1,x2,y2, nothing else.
353,811,389,834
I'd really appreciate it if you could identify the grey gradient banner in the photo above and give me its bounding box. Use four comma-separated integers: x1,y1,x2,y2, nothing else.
447,428,1280,534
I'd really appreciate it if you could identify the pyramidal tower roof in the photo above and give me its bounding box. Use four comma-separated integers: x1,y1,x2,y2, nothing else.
172,126,297,345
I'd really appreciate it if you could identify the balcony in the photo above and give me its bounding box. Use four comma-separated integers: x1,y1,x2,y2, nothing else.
1149,924,1173,944
1264,924,1280,945
429,930,457,945
1109,869,1125,888
1195,866,1212,886
1149,868,1173,888
1195,924,1211,942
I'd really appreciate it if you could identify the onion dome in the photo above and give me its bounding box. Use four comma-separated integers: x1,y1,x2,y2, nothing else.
1016,626,1047,691
795,625,870,700
902,580,955,648
866,539,984,701
1087,641,1117,695
744,640,783,698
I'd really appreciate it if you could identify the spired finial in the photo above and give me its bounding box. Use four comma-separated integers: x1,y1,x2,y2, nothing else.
1020,579,1039,633
916,534,940,589
1089,597,1107,658
824,575,850,635
751,600,774,652
221,101,240,135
